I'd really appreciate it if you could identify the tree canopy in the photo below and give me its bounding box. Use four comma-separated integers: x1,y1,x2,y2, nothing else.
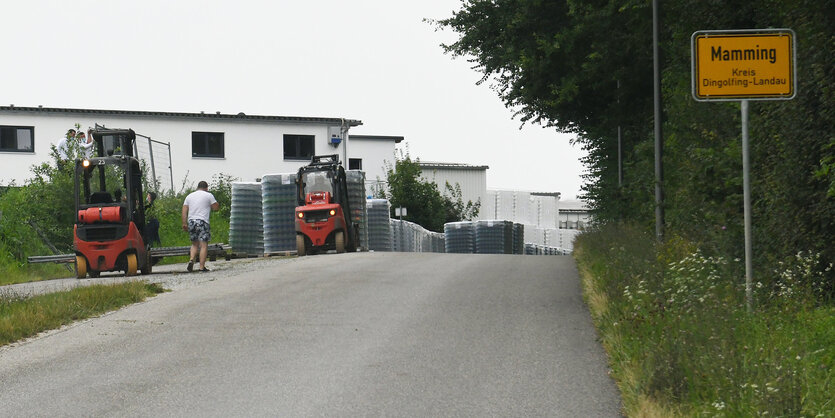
435,0,834,287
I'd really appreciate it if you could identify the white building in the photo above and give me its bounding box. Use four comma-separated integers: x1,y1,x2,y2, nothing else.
418,162,488,210
0,105,400,192
558,199,591,230
349,134,403,194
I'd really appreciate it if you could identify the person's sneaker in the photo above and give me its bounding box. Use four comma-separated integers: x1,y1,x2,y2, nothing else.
187,259,194,272
200,267,211,272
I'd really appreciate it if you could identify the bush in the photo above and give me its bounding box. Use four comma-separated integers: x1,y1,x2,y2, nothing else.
576,224,834,417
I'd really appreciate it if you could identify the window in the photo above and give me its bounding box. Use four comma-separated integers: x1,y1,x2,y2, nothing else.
283,134,314,160
348,158,362,170
192,132,224,158
0,126,34,152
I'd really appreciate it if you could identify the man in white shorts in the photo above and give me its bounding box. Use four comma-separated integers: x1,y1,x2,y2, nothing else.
182,181,219,272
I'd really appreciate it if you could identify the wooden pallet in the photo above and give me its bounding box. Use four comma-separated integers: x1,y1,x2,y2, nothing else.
263,250,298,257
229,252,263,259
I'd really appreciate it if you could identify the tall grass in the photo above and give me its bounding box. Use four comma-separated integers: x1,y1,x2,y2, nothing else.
0,282,165,347
575,225,834,417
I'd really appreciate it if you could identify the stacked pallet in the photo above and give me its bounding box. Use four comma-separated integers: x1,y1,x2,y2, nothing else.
390,219,415,252
424,231,445,253
346,170,368,251
366,198,392,251
261,173,297,254
524,243,571,255
229,182,264,256
512,223,525,254
444,221,475,253
475,220,514,254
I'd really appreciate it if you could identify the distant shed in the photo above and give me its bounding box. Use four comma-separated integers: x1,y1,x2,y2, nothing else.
418,161,488,210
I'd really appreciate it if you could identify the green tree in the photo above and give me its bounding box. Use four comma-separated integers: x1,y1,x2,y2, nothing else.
442,181,480,224
380,153,479,232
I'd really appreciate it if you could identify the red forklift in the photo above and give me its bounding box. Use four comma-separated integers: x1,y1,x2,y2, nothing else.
73,128,155,278
295,154,359,256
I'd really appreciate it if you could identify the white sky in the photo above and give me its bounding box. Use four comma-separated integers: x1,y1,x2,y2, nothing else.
1,0,587,199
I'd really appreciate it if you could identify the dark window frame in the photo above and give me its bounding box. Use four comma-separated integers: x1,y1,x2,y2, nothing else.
192,131,225,158
348,158,362,170
283,134,315,160
0,125,35,153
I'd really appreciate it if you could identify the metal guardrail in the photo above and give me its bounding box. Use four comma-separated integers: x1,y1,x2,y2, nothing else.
26,254,75,264
27,244,232,264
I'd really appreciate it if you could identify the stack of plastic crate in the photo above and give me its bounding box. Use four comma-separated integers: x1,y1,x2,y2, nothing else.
229,182,264,256
512,223,524,254
524,243,537,255
475,220,513,254
261,173,297,253
346,170,368,251
444,221,475,253
366,198,392,251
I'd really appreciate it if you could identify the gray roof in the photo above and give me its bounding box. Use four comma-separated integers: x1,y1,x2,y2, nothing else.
0,105,362,126
559,200,589,211
418,161,489,170
349,134,404,143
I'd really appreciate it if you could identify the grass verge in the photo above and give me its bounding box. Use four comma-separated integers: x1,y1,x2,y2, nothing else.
0,282,165,347
575,224,834,417
0,263,74,286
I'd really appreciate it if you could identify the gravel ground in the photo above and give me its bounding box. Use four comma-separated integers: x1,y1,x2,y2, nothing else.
0,256,297,299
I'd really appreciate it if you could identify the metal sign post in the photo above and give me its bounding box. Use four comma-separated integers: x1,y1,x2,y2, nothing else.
691,28,796,312
741,99,753,311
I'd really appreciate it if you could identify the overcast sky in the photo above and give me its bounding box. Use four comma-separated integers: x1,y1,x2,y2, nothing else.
2,0,587,199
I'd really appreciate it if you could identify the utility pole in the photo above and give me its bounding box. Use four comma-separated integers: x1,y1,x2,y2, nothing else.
617,80,623,188
652,0,665,241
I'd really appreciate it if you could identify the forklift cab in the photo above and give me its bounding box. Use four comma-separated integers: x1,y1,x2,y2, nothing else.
75,155,147,232
93,128,137,157
296,154,350,208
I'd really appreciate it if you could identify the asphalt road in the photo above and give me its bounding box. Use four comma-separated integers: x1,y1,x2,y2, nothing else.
0,253,622,417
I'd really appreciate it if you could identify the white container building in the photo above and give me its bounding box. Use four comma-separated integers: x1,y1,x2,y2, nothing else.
418,161,488,211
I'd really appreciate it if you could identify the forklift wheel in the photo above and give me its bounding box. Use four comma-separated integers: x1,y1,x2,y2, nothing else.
126,253,138,276
141,251,152,275
89,271,100,278
75,256,87,279
296,235,306,257
335,231,345,254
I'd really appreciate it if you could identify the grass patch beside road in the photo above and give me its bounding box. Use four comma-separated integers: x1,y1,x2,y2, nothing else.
0,262,73,286
0,282,165,347
575,225,835,417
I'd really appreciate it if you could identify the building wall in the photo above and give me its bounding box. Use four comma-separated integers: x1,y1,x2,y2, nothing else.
347,138,396,194
419,167,487,211
0,110,396,192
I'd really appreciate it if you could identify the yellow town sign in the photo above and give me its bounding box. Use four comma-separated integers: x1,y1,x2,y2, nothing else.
692,29,796,101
